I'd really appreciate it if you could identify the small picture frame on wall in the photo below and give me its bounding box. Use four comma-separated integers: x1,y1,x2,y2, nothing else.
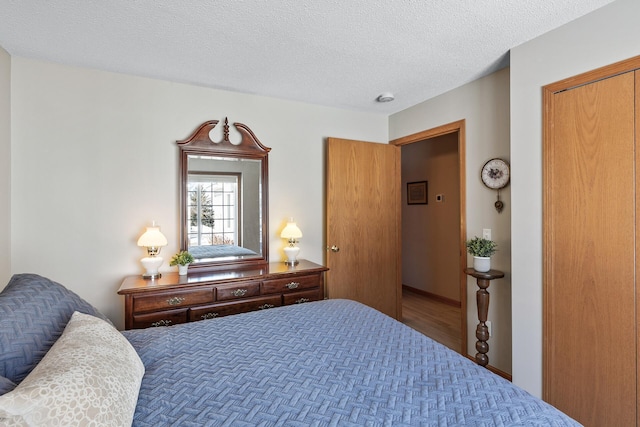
407,181,428,205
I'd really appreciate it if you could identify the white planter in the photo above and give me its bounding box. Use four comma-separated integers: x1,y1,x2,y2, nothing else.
178,264,189,275
473,256,491,272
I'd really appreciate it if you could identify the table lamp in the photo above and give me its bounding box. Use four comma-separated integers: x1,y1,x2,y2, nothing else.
137,222,168,279
281,218,302,266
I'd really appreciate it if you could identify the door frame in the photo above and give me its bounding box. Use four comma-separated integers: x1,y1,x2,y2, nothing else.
391,119,467,356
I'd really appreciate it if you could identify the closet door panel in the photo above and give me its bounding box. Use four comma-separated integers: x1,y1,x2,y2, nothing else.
544,71,636,426
636,70,640,425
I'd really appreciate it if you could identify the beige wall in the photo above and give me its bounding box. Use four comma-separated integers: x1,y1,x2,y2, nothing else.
511,0,640,396
401,133,460,302
9,57,388,329
390,67,512,374
0,46,10,286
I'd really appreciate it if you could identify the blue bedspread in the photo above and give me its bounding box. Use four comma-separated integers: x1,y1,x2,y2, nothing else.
188,244,258,259
123,299,580,426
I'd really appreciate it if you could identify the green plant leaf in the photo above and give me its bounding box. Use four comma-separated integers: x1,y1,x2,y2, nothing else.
169,250,195,266
465,236,497,257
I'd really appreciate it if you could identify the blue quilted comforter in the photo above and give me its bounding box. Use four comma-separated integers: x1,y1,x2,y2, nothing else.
188,244,258,260
123,299,579,426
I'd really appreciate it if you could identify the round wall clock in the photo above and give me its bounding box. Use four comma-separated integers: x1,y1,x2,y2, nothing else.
481,158,510,213
481,158,510,189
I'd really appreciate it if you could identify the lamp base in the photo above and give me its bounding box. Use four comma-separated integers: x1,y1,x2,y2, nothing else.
141,256,163,280
283,260,299,266
283,245,300,267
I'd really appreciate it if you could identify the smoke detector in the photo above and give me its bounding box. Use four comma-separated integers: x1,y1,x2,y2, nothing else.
376,92,395,103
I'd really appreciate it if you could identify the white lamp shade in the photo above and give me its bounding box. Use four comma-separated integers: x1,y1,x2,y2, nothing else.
137,226,168,247
281,221,302,239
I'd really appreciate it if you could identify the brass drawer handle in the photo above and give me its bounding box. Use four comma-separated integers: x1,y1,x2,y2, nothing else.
258,304,275,310
167,296,186,306
151,319,172,327
201,312,219,320
232,289,247,297
295,298,310,304
285,282,300,289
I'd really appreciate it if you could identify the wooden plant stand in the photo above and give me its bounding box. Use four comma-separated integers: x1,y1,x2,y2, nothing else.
464,268,505,367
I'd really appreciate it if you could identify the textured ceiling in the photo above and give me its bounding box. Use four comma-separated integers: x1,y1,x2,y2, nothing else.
0,0,615,114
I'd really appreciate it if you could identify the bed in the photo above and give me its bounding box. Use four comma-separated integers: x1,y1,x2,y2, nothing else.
188,244,258,260
0,274,581,426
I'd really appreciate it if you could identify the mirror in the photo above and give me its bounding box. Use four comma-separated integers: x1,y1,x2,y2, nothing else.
177,118,270,271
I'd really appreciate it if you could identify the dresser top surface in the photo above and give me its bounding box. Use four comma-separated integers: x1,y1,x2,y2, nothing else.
118,259,327,295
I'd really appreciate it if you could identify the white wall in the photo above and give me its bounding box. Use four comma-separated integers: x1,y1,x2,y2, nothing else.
510,0,640,397
0,46,10,286
10,57,388,329
390,68,512,374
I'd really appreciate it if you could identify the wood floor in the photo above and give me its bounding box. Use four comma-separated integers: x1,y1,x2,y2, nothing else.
401,287,461,352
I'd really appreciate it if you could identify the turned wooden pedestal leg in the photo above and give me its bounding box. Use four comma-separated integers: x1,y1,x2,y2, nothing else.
474,278,491,366
464,268,504,368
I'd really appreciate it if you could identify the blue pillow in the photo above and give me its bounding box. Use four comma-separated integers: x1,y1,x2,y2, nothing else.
0,273,109,384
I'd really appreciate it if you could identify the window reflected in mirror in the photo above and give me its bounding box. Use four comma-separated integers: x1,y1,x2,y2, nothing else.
188,176,239,248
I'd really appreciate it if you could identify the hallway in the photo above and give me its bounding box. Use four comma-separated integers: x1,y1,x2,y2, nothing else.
402,287,461,352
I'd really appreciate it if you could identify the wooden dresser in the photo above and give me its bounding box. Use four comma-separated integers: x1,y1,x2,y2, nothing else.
118,259,328,330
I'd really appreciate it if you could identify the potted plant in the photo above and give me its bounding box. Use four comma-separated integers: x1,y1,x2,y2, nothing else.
170,251,195,275
465,236,497,272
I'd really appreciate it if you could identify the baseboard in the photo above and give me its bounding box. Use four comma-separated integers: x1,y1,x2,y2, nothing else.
402,285,461,308
463,355,513,381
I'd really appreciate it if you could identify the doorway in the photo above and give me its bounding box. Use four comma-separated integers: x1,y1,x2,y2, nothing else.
391,120,467,355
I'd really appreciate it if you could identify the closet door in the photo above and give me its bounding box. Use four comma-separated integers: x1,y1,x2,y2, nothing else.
636,69,640,425
544,71,636,425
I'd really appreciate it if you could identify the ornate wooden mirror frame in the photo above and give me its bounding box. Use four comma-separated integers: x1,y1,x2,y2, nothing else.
177,118,270,272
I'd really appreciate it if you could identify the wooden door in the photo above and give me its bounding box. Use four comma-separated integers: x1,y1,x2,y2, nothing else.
636,69,640,426
543,71,636,425
326,138,401,319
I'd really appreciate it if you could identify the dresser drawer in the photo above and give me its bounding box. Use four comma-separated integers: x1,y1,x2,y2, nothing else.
262,274,320,294
132,309,188,329
216,281,261,301
189,295,282,321
282,289,321,305
132,288,214,313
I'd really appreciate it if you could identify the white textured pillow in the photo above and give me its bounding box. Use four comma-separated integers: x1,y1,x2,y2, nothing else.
0,311,145,426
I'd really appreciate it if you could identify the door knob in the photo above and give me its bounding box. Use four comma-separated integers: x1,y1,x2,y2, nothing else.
329,245,340,252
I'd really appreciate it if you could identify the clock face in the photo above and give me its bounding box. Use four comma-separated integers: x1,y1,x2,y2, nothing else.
481,158,510,189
